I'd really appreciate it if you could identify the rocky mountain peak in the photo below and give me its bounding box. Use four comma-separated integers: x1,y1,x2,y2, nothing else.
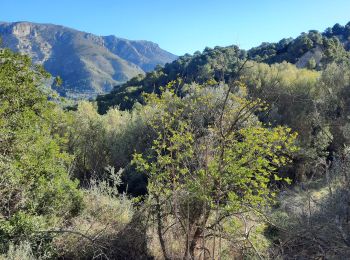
0,21,177,98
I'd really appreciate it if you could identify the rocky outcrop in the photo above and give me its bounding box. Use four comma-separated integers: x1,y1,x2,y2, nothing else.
0,21,177,98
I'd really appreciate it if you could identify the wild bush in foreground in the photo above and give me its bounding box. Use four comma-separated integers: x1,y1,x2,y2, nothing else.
134,81,298,259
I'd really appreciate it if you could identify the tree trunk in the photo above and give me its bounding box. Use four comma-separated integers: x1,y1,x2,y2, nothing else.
185,209,210,260
189,226,204,259
156,197,170,260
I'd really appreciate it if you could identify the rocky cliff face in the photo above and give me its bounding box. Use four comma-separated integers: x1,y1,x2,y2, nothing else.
0,21,177,97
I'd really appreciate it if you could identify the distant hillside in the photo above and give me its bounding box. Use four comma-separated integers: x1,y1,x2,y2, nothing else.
0,21,177,98
248,22,350,67
96,45,246,111
97,21,350,112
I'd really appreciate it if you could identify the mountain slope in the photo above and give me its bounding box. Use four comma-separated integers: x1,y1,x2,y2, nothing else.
0,21,177,97
97,21,350,112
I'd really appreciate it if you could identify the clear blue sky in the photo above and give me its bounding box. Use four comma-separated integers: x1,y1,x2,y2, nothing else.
2,0,350,55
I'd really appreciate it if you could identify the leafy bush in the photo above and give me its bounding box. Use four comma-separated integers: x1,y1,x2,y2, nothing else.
0,48,82,256
68,101,155,194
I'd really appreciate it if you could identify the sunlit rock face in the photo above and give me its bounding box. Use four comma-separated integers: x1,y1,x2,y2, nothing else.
0,21,177,98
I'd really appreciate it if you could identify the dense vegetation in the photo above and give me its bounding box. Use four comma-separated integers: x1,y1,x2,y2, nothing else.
0,48,82,257
2,21,350,259
96,22,350,112
247,23,350,65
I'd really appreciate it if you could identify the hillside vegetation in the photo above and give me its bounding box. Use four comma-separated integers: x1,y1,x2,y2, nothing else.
97,22,350,112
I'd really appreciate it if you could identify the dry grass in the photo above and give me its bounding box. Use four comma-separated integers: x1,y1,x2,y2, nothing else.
53,184,133,259
0,242,36,260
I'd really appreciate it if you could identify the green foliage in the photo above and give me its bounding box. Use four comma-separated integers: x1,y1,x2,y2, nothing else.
242,61,336,180
248,28,350,67
134,83,297,204
307,57,317,69
0,48,82,255
68,100,155,195
133,82,297,258
97,45,246,111
97,22,350,114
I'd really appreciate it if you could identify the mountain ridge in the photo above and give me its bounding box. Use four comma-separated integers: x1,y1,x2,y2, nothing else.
0,21,177,97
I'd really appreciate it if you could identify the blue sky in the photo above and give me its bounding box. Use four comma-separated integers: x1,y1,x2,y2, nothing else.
2,0,350,55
